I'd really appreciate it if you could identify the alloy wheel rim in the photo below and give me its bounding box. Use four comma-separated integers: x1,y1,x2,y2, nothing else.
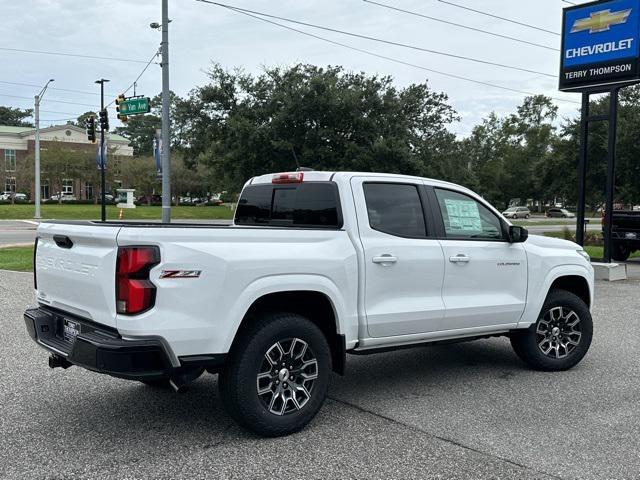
257,338,318,416
536,306,582,359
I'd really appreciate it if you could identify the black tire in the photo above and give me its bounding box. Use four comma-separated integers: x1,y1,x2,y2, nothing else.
510,289,592,371
218,312,331,437
612,242,631,262
513,214,518,219
525,214,530,219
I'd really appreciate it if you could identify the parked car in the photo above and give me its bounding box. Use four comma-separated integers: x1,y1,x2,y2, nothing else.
0,191,28,201
547,208,575,218
26,171,594,437
502,207,530,219
136,194,162,205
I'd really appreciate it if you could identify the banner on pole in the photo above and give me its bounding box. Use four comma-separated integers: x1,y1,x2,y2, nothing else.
154,128,162,176
96,143,107,170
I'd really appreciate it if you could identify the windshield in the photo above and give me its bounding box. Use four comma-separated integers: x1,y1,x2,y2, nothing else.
505,208,517,212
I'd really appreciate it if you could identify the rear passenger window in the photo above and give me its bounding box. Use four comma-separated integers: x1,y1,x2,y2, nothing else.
235,183,341,228
363,183,427,238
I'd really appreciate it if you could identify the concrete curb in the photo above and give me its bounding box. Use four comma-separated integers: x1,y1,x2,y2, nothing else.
0,243,33,249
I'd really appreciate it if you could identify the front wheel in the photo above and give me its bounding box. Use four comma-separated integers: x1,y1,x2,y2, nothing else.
612,242,631,262
218,312,331,437
510,289,592,371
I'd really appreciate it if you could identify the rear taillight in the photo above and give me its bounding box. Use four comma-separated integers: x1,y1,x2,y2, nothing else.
33,237,38,289
272,172,304,184
116,246,160,315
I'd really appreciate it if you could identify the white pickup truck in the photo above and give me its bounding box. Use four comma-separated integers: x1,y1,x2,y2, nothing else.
25,171,594,437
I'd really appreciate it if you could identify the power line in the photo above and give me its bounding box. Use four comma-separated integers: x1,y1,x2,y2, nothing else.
0,80,101,97
362,0,558,51
0,92,98,108
38,109,85,116
200,1,579,105
0,46,150,64
106,48,161,108
196,0,556,78
436,0,560,36
39,118,77,123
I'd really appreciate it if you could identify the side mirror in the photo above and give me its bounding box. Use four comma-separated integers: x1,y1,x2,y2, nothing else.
508,225,528,243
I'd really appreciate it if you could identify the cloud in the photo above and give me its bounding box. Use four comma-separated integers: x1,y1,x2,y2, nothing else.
0,0,578,131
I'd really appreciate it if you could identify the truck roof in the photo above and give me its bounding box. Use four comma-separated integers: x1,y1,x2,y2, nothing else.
248,171,466,192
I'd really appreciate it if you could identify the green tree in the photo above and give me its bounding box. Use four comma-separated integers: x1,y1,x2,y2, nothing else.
119,156,159,204
173,64,459,192
0,106,33,127
69,111,96,130
40,145,89,204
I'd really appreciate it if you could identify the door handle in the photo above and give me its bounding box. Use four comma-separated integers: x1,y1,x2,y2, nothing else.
449,254,470,263
372,255,398,265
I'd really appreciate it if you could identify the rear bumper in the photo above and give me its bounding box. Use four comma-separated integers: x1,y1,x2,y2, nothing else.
24,307,176,381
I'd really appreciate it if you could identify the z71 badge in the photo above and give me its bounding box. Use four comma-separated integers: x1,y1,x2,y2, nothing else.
159,270,202,279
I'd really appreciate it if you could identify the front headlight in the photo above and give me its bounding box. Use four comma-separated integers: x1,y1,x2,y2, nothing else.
577,249,590,262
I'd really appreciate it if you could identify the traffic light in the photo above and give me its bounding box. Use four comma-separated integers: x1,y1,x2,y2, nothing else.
86,115,96,143
115,94,128,123
98,109,109,131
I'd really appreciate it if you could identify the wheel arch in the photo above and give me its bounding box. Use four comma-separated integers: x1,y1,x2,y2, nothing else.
225,276,351,375
518,265,593,328
549,275,591,307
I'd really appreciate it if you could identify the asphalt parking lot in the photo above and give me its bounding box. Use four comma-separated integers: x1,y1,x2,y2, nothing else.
1,266,639,480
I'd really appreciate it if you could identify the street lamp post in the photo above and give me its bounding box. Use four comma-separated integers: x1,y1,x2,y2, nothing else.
34,78,54,219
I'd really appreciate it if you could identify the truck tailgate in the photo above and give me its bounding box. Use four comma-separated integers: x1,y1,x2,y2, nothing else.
35,223,121,328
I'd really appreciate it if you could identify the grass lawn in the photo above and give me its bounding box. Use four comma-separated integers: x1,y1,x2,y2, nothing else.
582,245,640,260
0,204,234,221
0,246,33,272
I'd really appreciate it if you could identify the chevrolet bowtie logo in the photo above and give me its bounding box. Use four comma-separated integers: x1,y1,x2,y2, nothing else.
571,8,632,34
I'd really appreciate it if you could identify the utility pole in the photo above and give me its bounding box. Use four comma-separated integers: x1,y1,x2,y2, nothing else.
34,79,54,219
95,78,109,222
161,0,171,223
150,2,171,223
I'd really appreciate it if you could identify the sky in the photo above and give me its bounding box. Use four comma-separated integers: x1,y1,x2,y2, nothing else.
0,0,583,137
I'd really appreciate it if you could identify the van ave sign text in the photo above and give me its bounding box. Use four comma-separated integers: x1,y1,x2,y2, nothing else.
560,0,640,91
119,97,151,116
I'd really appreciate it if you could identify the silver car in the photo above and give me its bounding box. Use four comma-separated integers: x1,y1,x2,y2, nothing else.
502,207,530,219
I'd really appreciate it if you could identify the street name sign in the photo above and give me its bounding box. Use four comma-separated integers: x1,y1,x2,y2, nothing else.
560,0,640,91
119,97,151,116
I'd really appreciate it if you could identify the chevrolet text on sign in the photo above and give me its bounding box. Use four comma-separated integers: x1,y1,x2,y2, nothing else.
560,0,640,91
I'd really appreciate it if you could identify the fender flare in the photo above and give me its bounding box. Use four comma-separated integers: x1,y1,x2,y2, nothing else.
518,264,593,328
221,274,353,353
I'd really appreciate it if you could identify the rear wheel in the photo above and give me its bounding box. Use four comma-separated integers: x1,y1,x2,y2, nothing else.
525,214,530,219
219,312,331,437
612,242,631,262
510,289,592,371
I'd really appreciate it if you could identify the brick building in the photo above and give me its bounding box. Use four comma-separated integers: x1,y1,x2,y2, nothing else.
0,124,133,200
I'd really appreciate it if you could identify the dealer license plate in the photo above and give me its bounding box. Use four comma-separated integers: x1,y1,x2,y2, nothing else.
62,318,81,343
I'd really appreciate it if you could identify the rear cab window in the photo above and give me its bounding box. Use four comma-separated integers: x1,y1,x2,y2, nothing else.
235,182,342,228
363,183,427,238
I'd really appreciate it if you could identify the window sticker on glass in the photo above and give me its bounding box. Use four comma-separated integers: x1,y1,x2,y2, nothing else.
444,198,482,232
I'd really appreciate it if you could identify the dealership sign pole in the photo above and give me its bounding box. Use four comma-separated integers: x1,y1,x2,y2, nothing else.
560,0,640,262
